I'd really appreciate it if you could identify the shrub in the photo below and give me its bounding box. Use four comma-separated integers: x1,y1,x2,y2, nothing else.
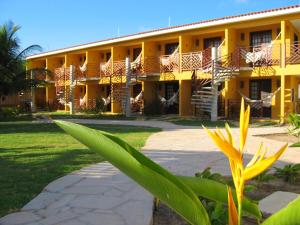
274,164,300,184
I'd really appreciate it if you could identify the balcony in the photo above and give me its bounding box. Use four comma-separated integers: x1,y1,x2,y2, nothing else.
238,43,281,68
100,59,112,77
54,67,66,86
286,41,300,64
181,49,212,72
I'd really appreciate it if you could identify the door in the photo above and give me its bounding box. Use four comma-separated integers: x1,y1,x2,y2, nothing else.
165,43,179,55
106,52,111,62
133,48,142,61
204,37,222,49
250,30,272,47
133,83,142,97
165,82,179,114
249,79,272,117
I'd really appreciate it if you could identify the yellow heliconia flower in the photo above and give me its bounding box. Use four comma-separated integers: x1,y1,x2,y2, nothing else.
204,98,288,225
228,187,238,225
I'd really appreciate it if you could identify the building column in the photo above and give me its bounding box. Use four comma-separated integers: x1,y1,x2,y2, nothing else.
281,20,286,69
179,80,192,116
85,84,89,109
211,47,218,122
125,57,131,117
280,74,285,124
30,71,36,112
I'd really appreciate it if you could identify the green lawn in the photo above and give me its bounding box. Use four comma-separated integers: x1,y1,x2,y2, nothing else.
34,111,137,120
170,119,237,127
0,121,160,217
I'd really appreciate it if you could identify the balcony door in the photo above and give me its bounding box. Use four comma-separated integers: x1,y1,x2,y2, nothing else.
204,37,222,49
165,43,179,55
249,79,272,118
133,48,142,61
165,82,179,114
250,30,272,47
106,52,111,62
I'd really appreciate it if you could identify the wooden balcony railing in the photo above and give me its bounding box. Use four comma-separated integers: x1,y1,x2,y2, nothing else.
286,42,300,64
181,48,212,72
113,60,126,75
54,67,65,86
160,53,180,72
100,60,112,77
74,66,86,80
238,43,281,67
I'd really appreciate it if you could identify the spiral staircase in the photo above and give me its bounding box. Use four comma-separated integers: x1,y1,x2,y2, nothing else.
191,51,240,119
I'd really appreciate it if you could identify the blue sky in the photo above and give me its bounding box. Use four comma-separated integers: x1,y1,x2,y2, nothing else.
1,0,299,52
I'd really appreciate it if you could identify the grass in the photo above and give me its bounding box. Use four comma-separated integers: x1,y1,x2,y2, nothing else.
34,111,137,120
167,118,279,127
0,121,160,217
170,119,237,127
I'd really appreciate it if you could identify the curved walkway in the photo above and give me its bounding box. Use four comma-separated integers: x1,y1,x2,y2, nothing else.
1,120,299,225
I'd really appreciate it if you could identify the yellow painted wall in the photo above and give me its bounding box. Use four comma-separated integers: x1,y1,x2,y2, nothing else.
27,12,300,119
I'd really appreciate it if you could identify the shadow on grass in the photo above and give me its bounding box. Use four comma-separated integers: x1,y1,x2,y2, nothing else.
0,122,161,135
0,146,103,217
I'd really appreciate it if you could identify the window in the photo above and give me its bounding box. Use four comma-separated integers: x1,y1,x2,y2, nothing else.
204,37,222,49
250,30,272,47
165,43,178,55
133,48,142,60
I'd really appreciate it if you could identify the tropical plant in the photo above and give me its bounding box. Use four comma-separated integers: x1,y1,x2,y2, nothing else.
203,201,227,225
195,167,224,183
54,99,300,225
274,164,300,184
0,21,48,97
203,98,288,225
54,119,261,225
254,169,274,186
287,114,300,139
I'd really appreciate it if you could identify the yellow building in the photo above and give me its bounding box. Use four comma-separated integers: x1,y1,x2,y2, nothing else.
27,5,300,122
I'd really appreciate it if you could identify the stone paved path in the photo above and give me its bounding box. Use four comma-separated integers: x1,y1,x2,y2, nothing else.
1,120,299,225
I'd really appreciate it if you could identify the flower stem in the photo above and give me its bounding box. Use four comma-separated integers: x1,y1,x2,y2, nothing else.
238,203,242,225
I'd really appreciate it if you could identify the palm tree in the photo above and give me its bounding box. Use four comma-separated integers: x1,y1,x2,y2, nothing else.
0,21,47,97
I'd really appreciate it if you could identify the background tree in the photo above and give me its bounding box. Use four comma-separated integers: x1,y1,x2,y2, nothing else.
0,21,47,97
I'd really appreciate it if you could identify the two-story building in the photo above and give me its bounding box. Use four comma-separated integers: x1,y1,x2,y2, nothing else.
27,5,300,122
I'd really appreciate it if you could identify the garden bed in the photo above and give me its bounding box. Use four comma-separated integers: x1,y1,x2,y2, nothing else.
153,176,300,225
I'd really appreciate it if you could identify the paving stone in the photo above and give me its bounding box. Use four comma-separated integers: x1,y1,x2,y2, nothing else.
61,219,85,225
114,200,153,225
23,192,62,210
79,212,125,225
75,178,104,187
47,194,76,209
38,210,79,225
45,175,83,192
259,191,299,215
0,212,40,225
103,188,124,197
61,185,108,195
69,195,126,210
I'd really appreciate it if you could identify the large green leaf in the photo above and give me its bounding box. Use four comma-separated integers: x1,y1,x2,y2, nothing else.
261,196,300,225
177,176,262,219
54,120,210,225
